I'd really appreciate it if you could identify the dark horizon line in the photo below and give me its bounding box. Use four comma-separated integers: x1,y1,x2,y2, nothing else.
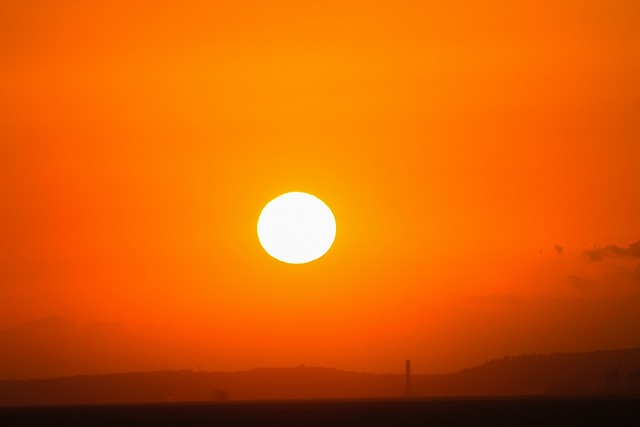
3,345,639,383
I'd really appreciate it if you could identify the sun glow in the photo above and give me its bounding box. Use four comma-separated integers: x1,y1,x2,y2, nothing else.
257,192,336,264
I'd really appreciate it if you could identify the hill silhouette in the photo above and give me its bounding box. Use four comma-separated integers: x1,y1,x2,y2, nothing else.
1,348,639,406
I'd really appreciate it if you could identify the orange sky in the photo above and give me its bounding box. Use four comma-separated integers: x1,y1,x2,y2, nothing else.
1,0,640,380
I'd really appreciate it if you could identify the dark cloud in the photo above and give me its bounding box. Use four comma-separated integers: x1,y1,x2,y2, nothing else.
633,264,640,282
584,249,604,262
583,240,640,262
554,244,564,255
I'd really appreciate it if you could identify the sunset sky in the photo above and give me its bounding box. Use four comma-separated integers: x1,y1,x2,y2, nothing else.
1,1,639,380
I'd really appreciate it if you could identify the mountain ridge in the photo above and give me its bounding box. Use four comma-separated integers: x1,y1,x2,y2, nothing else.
1,347,639,406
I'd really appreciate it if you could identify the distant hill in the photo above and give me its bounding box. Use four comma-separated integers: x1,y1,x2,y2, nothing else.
1,348,639,406
416,347,640,396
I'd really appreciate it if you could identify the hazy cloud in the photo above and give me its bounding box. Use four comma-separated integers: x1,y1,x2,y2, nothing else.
0,317,245,380
566,275,593,292
583,240,640,262
0,318,170,380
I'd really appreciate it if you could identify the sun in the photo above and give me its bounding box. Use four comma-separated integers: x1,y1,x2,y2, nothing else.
257,192,336,264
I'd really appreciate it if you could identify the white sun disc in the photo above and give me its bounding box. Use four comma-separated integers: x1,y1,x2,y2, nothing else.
257,192,336,264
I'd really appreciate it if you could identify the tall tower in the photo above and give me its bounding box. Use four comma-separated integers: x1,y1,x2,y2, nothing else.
405,359,411,396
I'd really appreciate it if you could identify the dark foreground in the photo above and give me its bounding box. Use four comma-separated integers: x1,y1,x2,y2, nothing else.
2,396,640,427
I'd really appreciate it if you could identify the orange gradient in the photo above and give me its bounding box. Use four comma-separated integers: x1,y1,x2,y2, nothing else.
1,1,639,379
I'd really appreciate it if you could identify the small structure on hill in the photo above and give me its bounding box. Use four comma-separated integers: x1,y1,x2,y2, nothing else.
605,363,622,391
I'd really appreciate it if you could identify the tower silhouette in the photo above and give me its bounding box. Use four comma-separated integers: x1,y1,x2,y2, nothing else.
404,359,412,396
